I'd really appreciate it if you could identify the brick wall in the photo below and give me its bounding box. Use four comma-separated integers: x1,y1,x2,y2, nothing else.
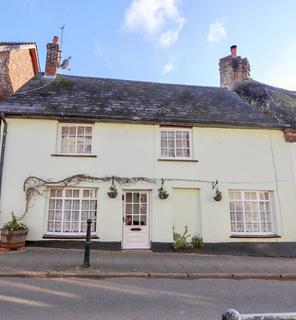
0,52,12,101
9,49,35,93
0,48,36,101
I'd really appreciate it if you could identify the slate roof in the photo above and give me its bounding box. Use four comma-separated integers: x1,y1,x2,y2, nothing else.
233,80,296,129
0,73,284,128
0,42,36,46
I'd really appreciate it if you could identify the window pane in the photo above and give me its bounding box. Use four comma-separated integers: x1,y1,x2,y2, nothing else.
229,191,273,234
161,131,168,139
69,127,76,135
66,190,72,198
78,126,84,135
61,127,69,134
85,127,92,135
60,125,92,155
168,131,174,139
48,188,97,234
126,193,132,202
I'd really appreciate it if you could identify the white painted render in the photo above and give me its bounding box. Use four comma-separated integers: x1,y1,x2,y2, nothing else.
1,118,296,244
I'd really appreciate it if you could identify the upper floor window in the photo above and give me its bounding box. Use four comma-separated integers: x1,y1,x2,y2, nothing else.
59,123,93,155
160,128,192,159
229,190,274,235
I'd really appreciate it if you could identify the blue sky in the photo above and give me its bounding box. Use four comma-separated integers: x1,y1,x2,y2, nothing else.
2,0,296,89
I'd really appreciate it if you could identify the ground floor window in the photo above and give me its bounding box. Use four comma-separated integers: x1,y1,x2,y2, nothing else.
229,190,273,234
48,188,97,234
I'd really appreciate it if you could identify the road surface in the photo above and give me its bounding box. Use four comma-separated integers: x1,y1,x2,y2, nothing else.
0,278,296,320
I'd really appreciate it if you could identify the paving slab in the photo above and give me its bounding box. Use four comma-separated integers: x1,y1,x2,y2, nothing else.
1,247,296,279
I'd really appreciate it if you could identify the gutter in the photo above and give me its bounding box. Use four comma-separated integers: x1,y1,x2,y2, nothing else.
0,113,8,206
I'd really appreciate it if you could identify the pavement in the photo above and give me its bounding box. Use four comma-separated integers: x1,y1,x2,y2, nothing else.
1,247,296,279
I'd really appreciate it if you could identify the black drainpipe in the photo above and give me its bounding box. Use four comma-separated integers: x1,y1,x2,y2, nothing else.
0,113,8,203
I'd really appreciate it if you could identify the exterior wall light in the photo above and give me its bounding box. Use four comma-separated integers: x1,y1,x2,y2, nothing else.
107,176,118,199
159,178,169,200
212,180,222,201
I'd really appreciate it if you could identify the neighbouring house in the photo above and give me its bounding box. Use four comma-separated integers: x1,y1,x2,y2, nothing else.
0,37,296,251
0,42,40,101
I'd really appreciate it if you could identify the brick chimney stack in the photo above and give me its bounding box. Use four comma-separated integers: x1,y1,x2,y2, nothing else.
44,36,61,77
219,45,250,88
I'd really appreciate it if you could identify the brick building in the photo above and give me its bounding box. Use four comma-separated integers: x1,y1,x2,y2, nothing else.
0,42,40,101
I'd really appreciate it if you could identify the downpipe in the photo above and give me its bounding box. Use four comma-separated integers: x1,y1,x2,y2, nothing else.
0,113,8,207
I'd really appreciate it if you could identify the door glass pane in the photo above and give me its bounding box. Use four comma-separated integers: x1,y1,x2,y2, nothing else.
140,194,147,203
133,215,140,225
133,204,139,214
140,204,147,214
140,216,147,226
126,204,132,214
133,193,140,203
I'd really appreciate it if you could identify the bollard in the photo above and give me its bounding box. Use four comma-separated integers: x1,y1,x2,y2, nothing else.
222,309,296,320
222,309,241,320
82,218,92,268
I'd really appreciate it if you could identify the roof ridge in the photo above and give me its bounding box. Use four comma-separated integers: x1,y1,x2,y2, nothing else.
56,74,228,91
0,41,36,45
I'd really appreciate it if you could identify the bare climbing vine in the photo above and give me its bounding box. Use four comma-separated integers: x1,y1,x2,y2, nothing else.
20,174,156,220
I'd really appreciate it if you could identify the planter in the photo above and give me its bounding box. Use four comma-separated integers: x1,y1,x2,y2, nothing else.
1,229,28,249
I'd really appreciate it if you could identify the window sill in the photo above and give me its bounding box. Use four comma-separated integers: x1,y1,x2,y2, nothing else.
158,158,198,163
51,154,97,158
230,234,281,239
43,234,99,240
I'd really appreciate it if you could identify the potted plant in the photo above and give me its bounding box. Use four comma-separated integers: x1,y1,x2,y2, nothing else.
1,213,28,250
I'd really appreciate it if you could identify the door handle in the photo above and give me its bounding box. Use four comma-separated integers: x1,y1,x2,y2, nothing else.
122,217,126,222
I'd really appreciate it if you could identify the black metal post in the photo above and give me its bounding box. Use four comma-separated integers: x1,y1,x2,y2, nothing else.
82,218,92,268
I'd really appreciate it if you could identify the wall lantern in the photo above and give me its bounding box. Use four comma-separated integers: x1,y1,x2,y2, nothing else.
159,178,169,200
212,180,222,201
107,176,118,199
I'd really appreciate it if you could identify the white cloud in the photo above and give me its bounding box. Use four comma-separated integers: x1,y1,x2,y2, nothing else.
261,44,296,91
207,19,227,43
123,0,185,47
162,60,174,74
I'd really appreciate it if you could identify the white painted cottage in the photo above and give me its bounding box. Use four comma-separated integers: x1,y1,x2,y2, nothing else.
0,37,296,252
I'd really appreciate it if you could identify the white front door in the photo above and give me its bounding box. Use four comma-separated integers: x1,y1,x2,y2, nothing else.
122,191,150,249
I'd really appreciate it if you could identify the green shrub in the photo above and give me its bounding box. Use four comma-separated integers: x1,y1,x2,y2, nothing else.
172,226,191,250
191,234,204,248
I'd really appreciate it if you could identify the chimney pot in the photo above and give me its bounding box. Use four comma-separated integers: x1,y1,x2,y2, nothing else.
231,45,237,58
53,36,59,45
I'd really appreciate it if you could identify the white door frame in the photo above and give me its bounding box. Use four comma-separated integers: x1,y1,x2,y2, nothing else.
122,190,151,249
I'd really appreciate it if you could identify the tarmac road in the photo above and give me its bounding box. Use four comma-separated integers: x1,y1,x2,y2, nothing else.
0,277,296,320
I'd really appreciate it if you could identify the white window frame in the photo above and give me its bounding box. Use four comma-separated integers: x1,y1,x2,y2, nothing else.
46,187,97,236
160,127,193,160
57,123,94,155
229,190,275,236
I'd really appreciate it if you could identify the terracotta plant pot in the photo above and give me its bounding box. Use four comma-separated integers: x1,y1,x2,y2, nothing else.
1,229,28,249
